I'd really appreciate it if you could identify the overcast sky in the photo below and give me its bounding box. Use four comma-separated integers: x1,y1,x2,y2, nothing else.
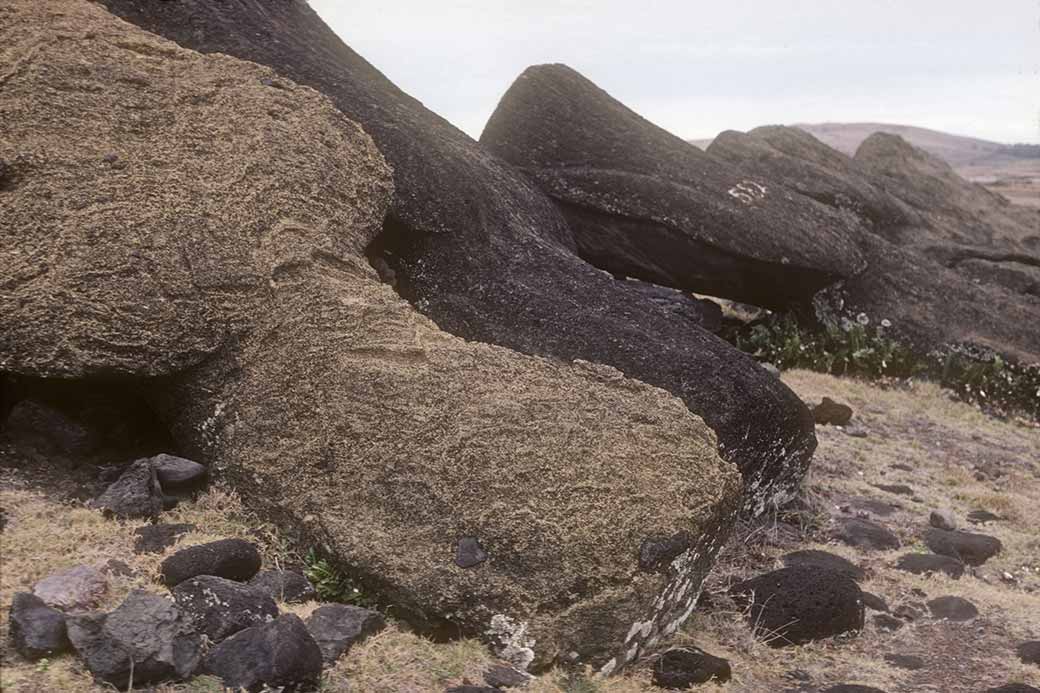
311,1,1039,144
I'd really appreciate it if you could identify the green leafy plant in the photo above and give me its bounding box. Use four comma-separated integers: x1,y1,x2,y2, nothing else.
304,548,373,606
726,313,1039,420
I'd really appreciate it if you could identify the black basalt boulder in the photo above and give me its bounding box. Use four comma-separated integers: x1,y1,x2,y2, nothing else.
160,538,262,586
204,614,323,693
651,646,732,687
922,528,1002,566
172,575,279,642
8,592,69,660
729,566,864,646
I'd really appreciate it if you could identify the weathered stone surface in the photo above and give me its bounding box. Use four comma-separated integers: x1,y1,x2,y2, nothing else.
304,604,385,664
926,595,978,621
8,592,69,660
651,646,732,687
33,565,107,613
173,575,279,642
99,0,818,520
66,590,202,688
929,508,957,531
93,460,163,520
204,614,322,693
1017,641,1040,666
10,1,744,673
160,539,262,586
922,528,1002,566
895,553,965,579
835,518,900,551
781,549,864,582
151,454,208,493
133,523,196,555
248,570,317,604
730,567,864,646
1,400,102,456
483,662,532,689
480,64,866,309
813,397,854,426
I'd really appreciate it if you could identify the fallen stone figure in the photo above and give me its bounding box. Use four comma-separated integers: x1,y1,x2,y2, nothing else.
1,0,741,674
98,0,819,518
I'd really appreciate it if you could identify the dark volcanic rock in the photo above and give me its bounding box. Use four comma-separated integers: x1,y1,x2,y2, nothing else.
8,592,69,660
304,604,386,664
922,528,1002,566
66,590,202,688
860,592,888,612
873,484,913,496
133,523,197,555
651,646,732,687
729,567,864,646
160,539,262,586
987,685,1040,693
151,453,208,493
1017,640,1040,666
929,508,957,531
1,399,102,456
884,653,925,670
781,549,864,581
822,686,888,693
813,397,854,425
455,537,489,569
967,509,1001,524
835,518,900,551
248,570,317,604
873,613,903,632
484,662,532,688
480,64,866,309
895,553,965,578
98,0,818,522
926,595,978,621
204,614,322,693
94,459,163,520
172,575,279,642
33,564,107,613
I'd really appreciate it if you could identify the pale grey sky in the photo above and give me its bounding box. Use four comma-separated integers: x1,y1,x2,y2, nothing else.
311,1,1040,144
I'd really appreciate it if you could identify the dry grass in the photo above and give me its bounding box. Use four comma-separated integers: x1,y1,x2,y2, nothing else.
1,369,1038,692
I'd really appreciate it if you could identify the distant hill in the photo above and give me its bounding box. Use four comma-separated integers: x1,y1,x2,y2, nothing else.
691,122,1040,203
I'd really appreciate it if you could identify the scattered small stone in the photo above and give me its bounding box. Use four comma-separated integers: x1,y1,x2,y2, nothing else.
781,549,864,581
729,567,864,647
133,523,197,554
151,453,208,493
8,592,69,660
835,517,900,551
484,662,532,688
784,669,812,681
842,424,869,438
248,569,317,604
173,575,279,642
101,559,135,578
893,602,926,621
813,397,854,425
93,459,163,519
204,614,322,692
884,653,925,670
923,528,1002,566
33,564,107,612
986,686,1040,693
1017,640,1040,666
890,463,914,472
651,646,732,687
974,460,1006,481
895,553,965,579
447,687,499,693
927,595,978,621
861,592,888,612
455,536,489,569
66,590,202,688
967,509,1001,524
929,509,957,531
304,603,385,664
873,613,903,632
873,483,913,496
840,497,898,517
160,538,262,586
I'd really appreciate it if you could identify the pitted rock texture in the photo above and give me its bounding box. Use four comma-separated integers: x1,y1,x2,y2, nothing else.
781,549,864,582
730,567,865,647
160,539,262,587
304,604,386,664
894,553,965,579
8,592,70,660
204,614,322,693
248,570,317,604
99,0,818,519
480,63,866,309
172,575,279,642
9,0,743,672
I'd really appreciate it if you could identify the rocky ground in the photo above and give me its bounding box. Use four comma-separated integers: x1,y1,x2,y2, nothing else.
2,370,1036,692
